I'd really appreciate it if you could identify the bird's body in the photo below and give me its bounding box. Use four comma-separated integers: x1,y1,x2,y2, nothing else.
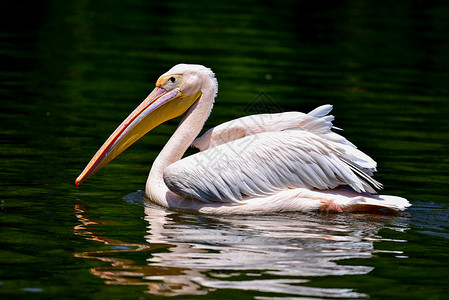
76,64,410,214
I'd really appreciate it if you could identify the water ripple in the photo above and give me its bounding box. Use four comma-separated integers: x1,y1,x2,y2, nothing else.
73,192,410,298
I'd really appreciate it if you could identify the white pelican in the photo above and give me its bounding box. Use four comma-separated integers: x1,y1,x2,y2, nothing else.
75,64,410,214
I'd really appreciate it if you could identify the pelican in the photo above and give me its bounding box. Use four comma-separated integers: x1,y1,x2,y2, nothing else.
75,64,410,214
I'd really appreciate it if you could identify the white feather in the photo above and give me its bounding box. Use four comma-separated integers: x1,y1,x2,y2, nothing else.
164,129,382,204
192,105,355,150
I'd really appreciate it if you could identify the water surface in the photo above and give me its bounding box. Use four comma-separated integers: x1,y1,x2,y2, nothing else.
1,0,449,298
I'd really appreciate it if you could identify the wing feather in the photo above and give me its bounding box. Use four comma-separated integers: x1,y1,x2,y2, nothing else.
192,104,359,151
163,129,382,204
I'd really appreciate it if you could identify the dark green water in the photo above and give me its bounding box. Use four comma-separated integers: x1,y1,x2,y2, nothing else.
1,0,449,298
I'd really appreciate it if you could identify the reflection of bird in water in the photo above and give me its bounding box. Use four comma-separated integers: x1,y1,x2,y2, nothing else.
75,64,410,214
73,196,409,297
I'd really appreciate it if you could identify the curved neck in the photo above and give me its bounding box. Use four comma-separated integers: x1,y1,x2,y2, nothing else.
146,81,215,206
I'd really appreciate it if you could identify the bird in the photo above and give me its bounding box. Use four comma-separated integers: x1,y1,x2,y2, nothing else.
75,64,410,214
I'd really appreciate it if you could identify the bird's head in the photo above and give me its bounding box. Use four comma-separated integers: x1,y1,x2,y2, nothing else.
75,64,216,186
158,63,217,97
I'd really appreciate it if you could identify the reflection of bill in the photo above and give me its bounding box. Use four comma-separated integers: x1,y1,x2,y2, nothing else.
73,195,409,297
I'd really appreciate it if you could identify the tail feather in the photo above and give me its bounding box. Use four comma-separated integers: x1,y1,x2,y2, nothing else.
318,188,410,213
340,194,410,213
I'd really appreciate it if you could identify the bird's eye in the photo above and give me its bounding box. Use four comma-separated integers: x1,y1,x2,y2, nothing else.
169,77,176,83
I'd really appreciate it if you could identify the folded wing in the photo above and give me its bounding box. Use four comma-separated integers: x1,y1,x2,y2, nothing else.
163,105,382,204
